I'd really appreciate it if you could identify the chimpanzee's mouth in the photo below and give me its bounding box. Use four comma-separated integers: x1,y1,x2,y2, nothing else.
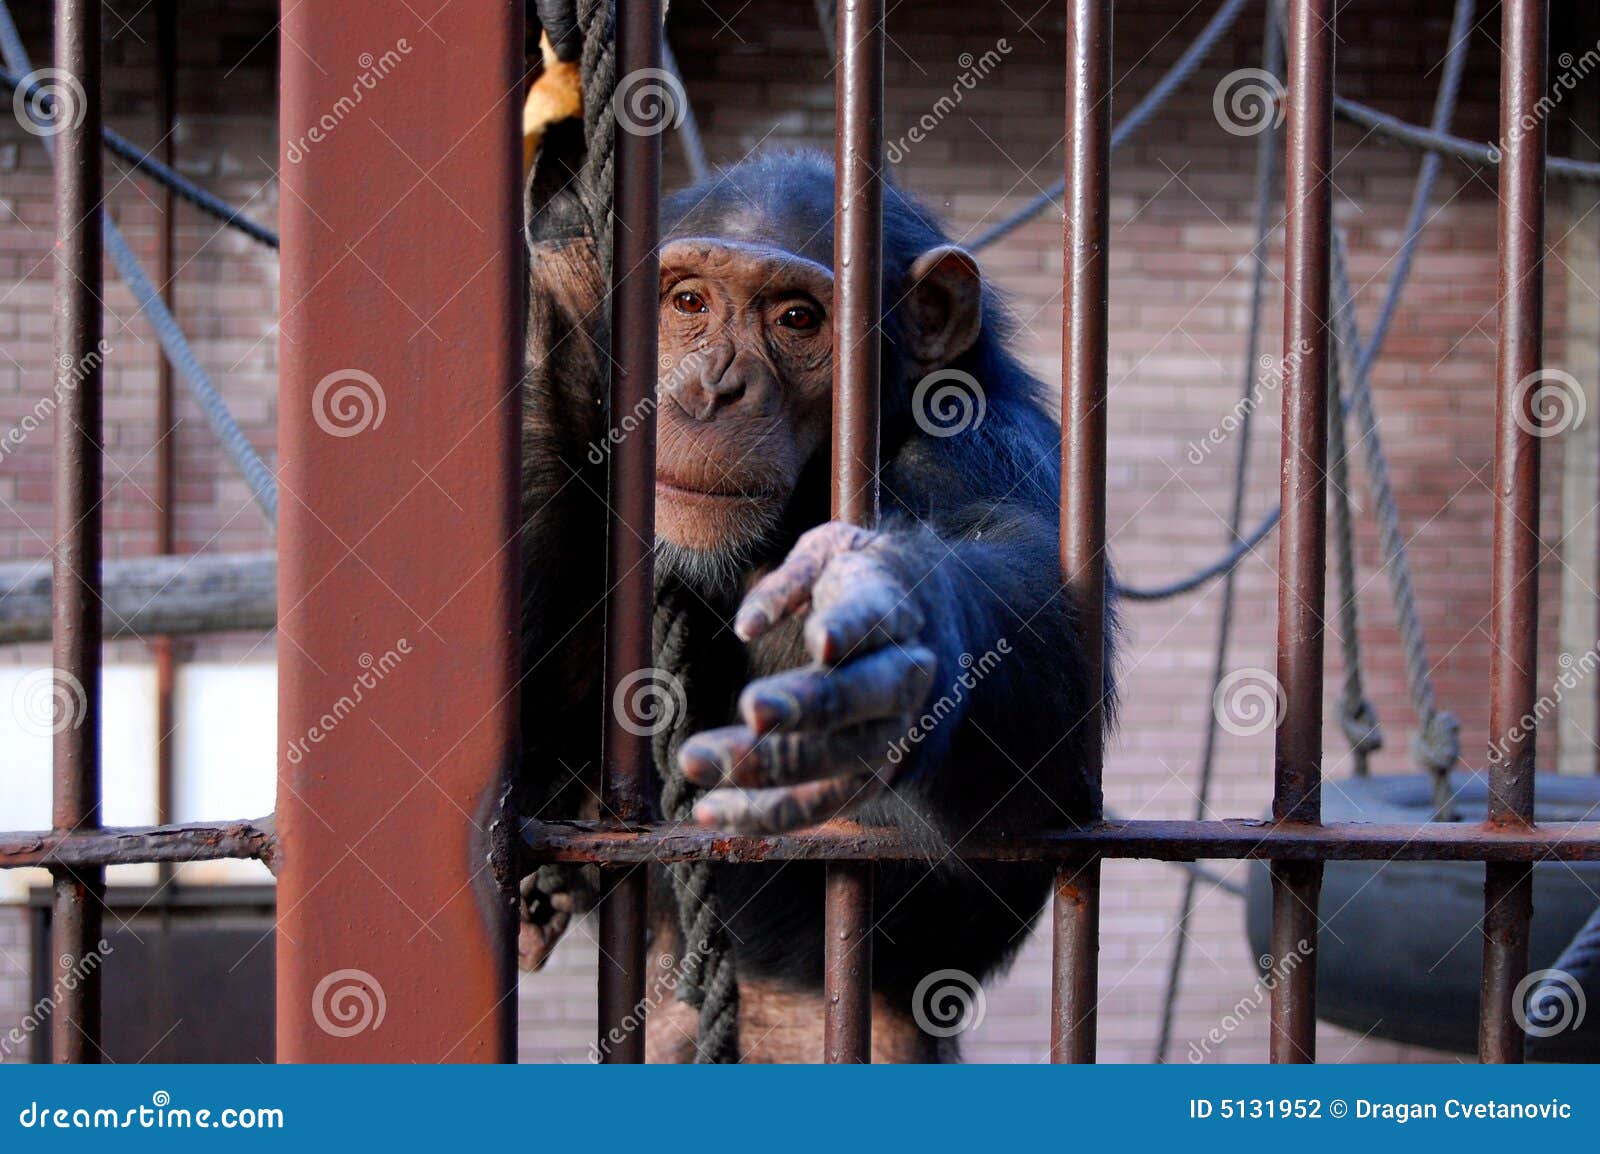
655,476,774,502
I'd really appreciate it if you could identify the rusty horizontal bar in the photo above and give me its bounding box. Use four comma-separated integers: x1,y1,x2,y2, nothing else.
0,817,276,872
524,817,1600,864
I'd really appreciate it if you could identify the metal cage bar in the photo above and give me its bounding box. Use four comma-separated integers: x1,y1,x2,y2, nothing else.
825,0,886,1065
1481,0,1548,1065
1267,0,1335,1065
1052,0,1113,1066
597,0,665,1066
275,0,521,1063
0,0,1573,1070
50,0,105,1066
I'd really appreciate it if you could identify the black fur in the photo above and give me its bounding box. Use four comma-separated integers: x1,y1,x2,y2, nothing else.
522,149,1116,1013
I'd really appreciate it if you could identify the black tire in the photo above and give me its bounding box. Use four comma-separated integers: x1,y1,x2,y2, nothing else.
1243,772,1600,1059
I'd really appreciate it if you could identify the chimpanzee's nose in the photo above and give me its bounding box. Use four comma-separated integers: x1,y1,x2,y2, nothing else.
667,351,762,421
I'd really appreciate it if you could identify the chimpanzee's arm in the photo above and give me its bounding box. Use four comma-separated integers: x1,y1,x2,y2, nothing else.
680,409,1110,838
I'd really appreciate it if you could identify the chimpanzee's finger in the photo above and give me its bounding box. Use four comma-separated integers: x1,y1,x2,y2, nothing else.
739,646,936,734
802,551,925,664
733,522,875,641
691,769,889,834
680,717,910,790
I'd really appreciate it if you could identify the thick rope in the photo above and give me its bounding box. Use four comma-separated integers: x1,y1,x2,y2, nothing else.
1327,318,1381,771
577,2,739,1061
1332,234,1462,808
652,587,741,1063
0,1,278,526
579,0,617,288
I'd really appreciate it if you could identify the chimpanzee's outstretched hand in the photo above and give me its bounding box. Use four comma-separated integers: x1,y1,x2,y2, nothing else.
679,522,938,834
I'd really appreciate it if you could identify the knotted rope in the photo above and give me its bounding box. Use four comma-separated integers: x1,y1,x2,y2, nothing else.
652,582,742,1063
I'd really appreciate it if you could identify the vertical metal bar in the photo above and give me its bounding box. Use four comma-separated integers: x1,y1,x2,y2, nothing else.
1051,0,1112,1066
1268,0,1334,1064
276,0,520,1062
51,0,105,1065
152,0,179,890
597,0,664,1066
825,0,884,1065
1481,0,1547,1065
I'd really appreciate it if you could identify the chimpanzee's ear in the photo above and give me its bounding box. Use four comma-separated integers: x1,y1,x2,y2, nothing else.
902,245,983,369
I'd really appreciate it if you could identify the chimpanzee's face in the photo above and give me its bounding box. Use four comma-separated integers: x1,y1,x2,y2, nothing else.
652,239,836,567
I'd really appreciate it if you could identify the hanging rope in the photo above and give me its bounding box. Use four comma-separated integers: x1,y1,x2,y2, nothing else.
569,1,741,1063
652,585,742,1063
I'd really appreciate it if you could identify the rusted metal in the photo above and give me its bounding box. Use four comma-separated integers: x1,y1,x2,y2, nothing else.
824,862,873,1062
1267,0,1335,1065
0,817,276,872
276,1,520,1062
153,0,179,888
524,817,1600,864
1051,864,1100,1060
50,0,105,1066
596,0,665,1065
1053,0,1113,1065
825,0,886,1066
1481,0,1548,1065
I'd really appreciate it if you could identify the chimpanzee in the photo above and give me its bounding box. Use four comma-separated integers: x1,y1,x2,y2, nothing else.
517,22,1113,1063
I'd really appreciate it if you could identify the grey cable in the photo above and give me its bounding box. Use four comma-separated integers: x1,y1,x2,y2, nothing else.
0,65,279,248
661,33,708,183
1154,0,1282,1064
972,0,1253,251
0,0,278,526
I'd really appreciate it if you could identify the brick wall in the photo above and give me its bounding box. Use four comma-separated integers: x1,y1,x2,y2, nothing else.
0,0,1590,1063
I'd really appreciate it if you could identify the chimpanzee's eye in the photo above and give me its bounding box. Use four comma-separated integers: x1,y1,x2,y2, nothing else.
672,290,708,314
777,305,820,331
